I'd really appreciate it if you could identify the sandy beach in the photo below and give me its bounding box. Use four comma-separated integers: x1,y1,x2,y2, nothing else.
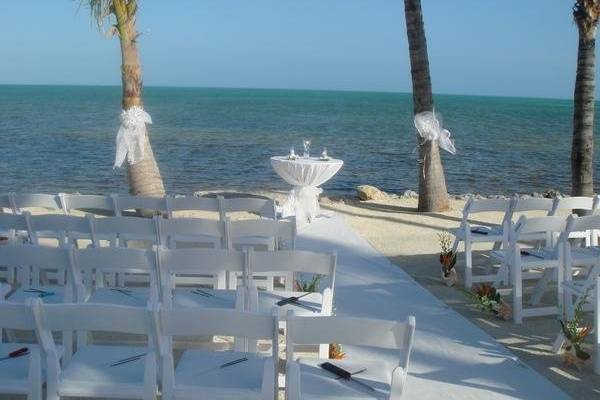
319,195,600,399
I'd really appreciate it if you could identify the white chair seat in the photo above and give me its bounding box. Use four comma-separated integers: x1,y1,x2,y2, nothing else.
86,287,149,307
7,286,65,304
0,343,38,394
58,344,152,398
174,350,268,399
295,357,397,399
450,225,503,242
259,291,322,316
491,248,558,265
172,288,237,310
0,343,62,394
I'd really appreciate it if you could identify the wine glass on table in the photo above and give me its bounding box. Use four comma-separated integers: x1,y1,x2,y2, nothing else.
303,139,311,158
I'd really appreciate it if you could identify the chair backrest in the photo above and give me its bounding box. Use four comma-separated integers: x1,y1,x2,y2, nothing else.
166,196,220,217
157,247,245,278
551,196,596,215
510,197,554,216
27,214,90,246
156,217,225,248
513,215,567,237
59,194,116,216
159,306,277,340
219,196,277,220
0,301,37,331
115,195,168,216
286,312,416,369
12,193,63,213
227,219,296,249
0,245,71,287
89,215,158,247
464,198,511,215
32,301,154,336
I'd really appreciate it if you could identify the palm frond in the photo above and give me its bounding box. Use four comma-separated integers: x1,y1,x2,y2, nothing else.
83,0,116,35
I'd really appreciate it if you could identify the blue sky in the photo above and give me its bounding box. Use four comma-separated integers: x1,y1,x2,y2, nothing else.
0,1,587,99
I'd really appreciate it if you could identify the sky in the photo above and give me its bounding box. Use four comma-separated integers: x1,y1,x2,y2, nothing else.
0,1,589,99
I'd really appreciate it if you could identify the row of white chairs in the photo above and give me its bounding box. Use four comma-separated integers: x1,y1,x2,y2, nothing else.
0,300,416,400
0,192,277,220
0,244,335,326
0,213,296,290
451,195,600,288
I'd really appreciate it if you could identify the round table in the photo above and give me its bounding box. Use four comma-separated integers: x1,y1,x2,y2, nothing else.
271,156,343,224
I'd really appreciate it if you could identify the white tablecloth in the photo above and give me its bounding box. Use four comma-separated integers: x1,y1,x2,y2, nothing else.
271,156,343,224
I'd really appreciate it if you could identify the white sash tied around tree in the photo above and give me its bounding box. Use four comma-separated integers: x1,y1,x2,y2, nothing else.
113,106,152,168
414,110,456,154
271,156,343,225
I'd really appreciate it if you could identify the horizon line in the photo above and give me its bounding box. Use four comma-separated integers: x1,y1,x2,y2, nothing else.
0,82,575,102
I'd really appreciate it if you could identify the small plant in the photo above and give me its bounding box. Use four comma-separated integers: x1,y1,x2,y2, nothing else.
560,290,592,365
295,275,322,293
470,283,511,320
438,231,458,286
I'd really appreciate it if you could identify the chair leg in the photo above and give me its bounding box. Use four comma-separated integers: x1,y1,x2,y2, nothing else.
465,240,473,288
512,263,523,324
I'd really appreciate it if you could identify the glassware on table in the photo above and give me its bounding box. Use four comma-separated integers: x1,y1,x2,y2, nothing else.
321,147,328,160
289,146,296,159
303,139,311,158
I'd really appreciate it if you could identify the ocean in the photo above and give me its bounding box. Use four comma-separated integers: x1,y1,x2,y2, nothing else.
0,85,598,197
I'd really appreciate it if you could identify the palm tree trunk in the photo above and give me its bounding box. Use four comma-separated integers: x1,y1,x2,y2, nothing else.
571,27,596,196
404,0,449,212
114,0,165,197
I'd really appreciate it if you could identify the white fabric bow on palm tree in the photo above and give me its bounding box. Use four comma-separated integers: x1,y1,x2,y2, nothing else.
414,110,456,155
114,106,152,168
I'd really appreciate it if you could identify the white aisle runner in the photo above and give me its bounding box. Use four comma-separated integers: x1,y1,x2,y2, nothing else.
296,213,569,400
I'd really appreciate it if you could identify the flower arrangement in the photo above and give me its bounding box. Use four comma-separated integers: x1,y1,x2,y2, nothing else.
470,283,511,320
329,342,346,359
560,291,591,369
295,275,322,293
438,231,457,286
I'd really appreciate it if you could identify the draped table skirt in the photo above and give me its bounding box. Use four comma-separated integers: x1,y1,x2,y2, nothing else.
270,156,343,224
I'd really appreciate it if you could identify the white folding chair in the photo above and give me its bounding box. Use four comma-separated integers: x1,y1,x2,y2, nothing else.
156,247,247,311
59,194,116,216
286,312,416,400
1,245,73,306
31,301,157,400
227,218,297,290
70,247,159,308
158,306,279,400
247,249,336,317
11,194,64,214
491,215,566,323
552,214,600,352
219,196,277,220
0,301,46,400
165,195,220,218
450,197,512,288
595,276,600,374
115,195,168,217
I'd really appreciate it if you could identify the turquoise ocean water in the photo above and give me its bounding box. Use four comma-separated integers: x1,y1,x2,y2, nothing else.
0,85,598,196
